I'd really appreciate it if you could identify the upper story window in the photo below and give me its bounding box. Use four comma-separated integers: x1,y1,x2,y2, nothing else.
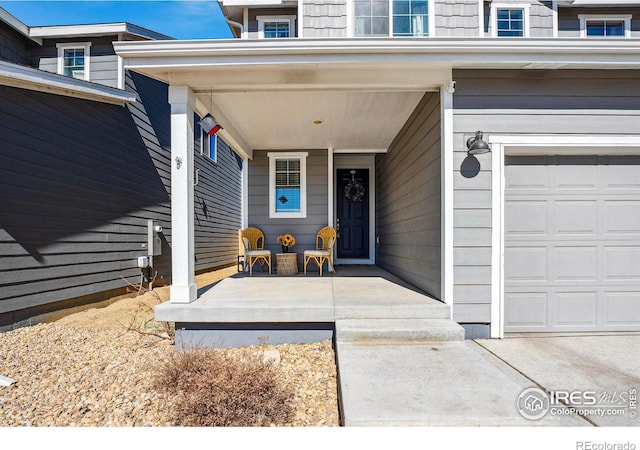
491,4,529,37
257,16,295,38
354,0,430,37
268,152,308,218
393,0,429,36
580,15,631,38
57,42,91,80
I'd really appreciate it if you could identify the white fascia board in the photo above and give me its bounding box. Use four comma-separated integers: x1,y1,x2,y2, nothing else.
0,61,136,105
114,38,640,70
0,8,42,44
220,0,289,6
30,23,173,40
571,0,640,4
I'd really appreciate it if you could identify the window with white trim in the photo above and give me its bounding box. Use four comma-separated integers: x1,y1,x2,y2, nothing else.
491,4,529,37
354,0,430,37
268,152,307,218
257,16,295,38
57,42,91,80
580,15,631,38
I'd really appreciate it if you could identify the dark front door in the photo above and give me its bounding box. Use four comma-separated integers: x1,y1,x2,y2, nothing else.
336,169,369,259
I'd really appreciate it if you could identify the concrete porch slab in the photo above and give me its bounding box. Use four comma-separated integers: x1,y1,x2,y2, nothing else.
154,266,447,324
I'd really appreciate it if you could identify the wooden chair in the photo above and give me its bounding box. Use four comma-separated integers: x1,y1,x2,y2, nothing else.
304,226,337,276
241,227,272,276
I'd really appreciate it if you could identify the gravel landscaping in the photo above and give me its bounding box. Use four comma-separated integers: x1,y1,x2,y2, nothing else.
0,268,340,427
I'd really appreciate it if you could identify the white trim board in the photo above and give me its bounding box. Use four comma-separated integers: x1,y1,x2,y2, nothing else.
487,133,640,338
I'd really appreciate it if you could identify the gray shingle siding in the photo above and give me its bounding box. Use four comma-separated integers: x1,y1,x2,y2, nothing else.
375,92,442,298
303,0,347,38
435,0,480,37
451,68,640,324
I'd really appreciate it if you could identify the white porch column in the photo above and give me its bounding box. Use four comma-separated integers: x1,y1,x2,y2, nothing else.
168,86,197,304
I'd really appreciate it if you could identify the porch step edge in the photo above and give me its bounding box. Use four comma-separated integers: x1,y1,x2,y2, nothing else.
335,318,465,343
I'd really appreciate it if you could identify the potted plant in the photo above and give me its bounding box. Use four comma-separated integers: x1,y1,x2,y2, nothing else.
277,234,296,253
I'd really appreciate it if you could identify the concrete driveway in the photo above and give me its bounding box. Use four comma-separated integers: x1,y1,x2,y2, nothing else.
474,334,640,426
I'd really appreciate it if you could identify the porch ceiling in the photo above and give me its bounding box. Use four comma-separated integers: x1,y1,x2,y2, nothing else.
115,37,640,157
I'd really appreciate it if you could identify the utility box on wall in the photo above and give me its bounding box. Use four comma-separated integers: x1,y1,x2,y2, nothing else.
148,220,162,257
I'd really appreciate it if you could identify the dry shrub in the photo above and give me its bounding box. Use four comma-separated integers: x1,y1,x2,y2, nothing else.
155,347,293,426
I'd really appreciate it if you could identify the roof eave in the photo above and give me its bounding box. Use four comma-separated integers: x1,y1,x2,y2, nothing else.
0,61,136,105
114,37,640,71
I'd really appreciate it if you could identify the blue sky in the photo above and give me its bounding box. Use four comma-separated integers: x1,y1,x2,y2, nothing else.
0,1,233,39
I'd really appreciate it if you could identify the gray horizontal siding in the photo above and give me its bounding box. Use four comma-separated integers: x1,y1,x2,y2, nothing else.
193,128,243,272
451,68,640,325
0,21,32,65
247,149,328,269
0,70,242,329
247,7,298,38
375,92,441,298
0,78,171,320
32,36,120,87
435,0,479,37
303,0,347,38
558,7,640,37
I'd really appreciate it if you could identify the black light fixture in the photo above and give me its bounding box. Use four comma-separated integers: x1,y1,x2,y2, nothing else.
198,113,223,136
466,131,491,155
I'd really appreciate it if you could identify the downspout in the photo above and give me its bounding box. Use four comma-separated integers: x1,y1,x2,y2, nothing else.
225,18,244,38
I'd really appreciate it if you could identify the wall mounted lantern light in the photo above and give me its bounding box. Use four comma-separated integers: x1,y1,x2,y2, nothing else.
466,131,491,155
198,113,223,136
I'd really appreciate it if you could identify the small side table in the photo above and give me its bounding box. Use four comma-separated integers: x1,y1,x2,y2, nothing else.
276,253,298,275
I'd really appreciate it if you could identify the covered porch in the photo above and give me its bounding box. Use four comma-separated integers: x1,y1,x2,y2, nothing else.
114,38,457,312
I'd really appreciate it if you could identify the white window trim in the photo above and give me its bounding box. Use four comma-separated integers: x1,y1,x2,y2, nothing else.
268,151,308,219
490,3,530,38
56,42,91,81
347,0,435,37
579,14,632,38
257,15,296,39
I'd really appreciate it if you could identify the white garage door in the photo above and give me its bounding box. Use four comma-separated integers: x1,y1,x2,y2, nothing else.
504,155,640,333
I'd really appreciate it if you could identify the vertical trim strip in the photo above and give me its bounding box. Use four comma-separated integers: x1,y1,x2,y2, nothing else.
490,141,504,338
242,157,249,229
478,0,484,37
440,83,454,311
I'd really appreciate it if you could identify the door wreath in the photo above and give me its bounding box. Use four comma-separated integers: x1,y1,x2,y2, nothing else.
344,170,365,202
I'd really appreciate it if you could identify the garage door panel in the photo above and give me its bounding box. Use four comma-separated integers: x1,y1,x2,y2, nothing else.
554,201,597,235
504,292,548,328
556,292,597,326
555,247,597,281
604,201,640,234
605,292,640,324
603,165,640,189
505,164,549,190
505,201,548,235
505,247,547,282
605,247,640,280
504,155,640,333
556,164,598,189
